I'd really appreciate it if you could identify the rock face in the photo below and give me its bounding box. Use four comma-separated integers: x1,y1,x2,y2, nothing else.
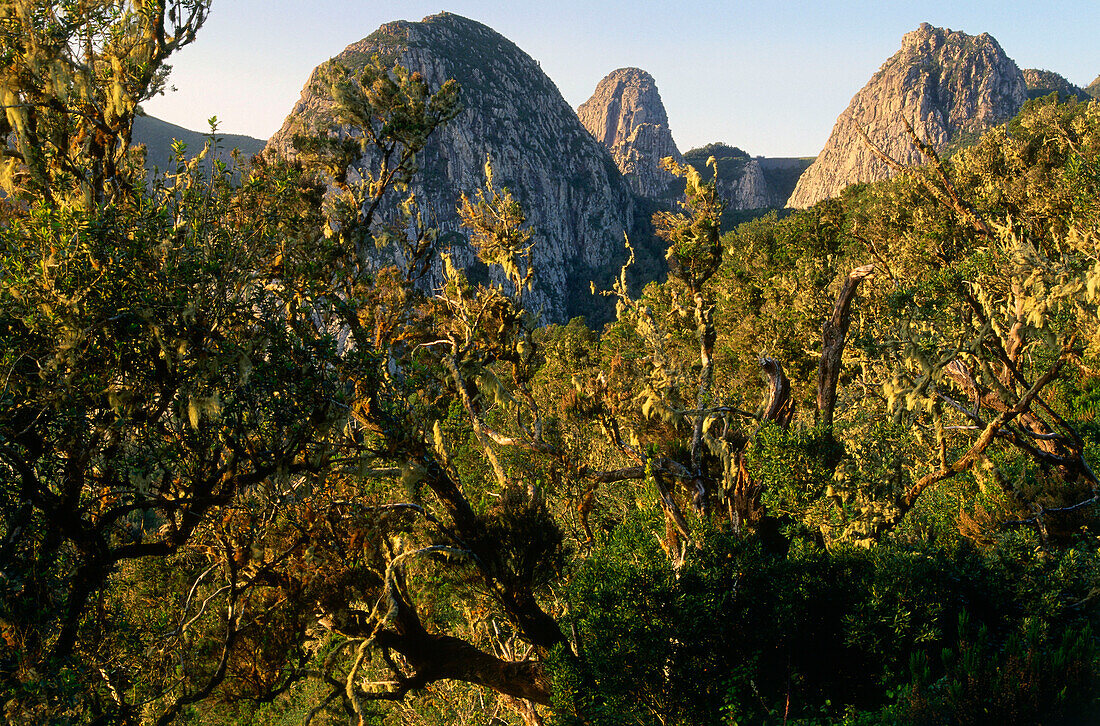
682,144,769,210
787,23,1027,208
267,13,635,323
722,159,769,209
577,68,683,201
1022,68,1088,101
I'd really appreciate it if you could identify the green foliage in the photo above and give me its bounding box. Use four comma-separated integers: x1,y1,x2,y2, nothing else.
0,122,335,722
748,424,844,522
469,484,567,592
555,523,1100,726
545,94,1100,725
5,5,1100,724
654,158,723,295
457,157,534,297
900,613,1097,725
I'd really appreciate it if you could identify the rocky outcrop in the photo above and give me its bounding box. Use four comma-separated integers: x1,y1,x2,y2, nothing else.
1022,69,1088,101
577,68,682,201
724,159,769,209
683,144,769,209
267,13,635,323
787,23,1027,208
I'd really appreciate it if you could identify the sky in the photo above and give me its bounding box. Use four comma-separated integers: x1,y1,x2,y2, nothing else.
142,1,1100,158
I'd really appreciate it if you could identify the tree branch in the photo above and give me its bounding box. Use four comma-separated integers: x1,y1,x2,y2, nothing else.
899,355,1066,514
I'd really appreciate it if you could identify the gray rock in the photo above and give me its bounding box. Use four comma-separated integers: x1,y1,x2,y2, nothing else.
267,13,635,323
577,68,683,201
787,23,1027,208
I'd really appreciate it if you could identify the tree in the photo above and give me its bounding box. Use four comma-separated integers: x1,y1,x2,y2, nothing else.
4,4,1100,723
847,107,1100,540
0,1,211,208
0,11,473,721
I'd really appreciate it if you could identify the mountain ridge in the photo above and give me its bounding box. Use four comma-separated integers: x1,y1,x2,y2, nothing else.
132,115,265,175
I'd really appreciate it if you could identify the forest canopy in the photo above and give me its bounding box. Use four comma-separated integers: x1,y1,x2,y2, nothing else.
2,4,1100,726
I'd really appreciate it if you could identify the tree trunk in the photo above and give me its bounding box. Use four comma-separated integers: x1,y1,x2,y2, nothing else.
369,622,551,705
816,264,874,428
761,357,793,427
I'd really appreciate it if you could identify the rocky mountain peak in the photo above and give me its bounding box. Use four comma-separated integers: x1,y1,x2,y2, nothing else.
578,68,670,146
901,23,993,55
787,24,1026,208
577,67,682,200
267,13,635,323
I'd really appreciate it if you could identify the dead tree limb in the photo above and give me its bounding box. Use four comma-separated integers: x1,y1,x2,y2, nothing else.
760,357,793,427
817,264,875,427
898,355,1066,516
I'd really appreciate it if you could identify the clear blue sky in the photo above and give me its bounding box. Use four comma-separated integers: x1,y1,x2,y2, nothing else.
142,1,1100,157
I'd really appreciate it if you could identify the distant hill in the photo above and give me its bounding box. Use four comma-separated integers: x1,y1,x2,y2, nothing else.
682,143,768,210
132,115,266,175
1022,69,1090,102
680,145,813,211
1087,75,1100,100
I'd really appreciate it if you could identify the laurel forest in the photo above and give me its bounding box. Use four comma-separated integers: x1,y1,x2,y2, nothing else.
2,3,1100,725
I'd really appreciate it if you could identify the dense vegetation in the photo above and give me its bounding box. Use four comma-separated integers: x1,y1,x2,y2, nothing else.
2,4,1100,725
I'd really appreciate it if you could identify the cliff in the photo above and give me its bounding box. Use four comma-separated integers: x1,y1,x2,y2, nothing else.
577,68,683,201
267,13,636,323
787,23,1027,208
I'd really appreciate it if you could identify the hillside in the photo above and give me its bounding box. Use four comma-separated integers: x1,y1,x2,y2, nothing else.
132,115,265,175
758,156,815,207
